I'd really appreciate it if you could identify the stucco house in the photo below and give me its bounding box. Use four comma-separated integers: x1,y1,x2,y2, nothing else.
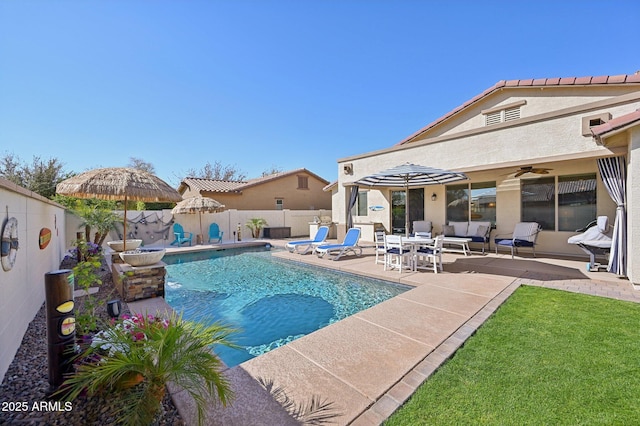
177,168,332,210
331,72,640,286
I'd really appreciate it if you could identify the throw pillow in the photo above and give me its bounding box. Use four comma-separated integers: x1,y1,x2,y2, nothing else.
476,225,488,237
443,225,455,236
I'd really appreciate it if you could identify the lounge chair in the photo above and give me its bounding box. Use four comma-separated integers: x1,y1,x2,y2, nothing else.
172,223,193,246
494,222,541,258
285,226,329,254
568,216,612,271
315,228,362,260
208,223,224,244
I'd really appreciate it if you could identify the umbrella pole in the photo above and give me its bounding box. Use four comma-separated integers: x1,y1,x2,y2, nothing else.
405,187,410,237
123,195,128,252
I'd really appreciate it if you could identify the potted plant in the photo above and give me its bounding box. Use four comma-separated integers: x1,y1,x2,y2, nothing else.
246,218,268,238
59,312,237,426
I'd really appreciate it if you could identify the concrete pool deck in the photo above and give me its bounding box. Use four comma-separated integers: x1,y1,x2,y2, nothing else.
129,239,638,425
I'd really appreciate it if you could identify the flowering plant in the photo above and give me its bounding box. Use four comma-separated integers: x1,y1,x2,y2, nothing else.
91,313,170,357
61,312,238,426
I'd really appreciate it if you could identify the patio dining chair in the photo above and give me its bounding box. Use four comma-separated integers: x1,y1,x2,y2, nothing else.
415,234,444,273
374,230,387,265
384,234,413,273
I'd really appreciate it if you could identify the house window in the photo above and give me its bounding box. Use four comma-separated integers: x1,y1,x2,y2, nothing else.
581,112,611,136
482,100,526,126
521,174,597,231
275,199,283,210
446,182,496,225
521,177,555,230
297,176,309,189
353,191,368,216
558,174,597,231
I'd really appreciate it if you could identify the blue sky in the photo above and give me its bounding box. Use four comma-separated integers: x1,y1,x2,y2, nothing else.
1,1,638,187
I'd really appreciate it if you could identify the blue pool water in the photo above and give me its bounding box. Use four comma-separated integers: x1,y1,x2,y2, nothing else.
163,246,409,367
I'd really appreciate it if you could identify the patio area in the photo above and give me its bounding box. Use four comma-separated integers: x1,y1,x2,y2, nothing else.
130,239,637,425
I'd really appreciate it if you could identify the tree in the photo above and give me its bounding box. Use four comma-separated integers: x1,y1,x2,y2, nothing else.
127,157,155,174
186,161,247,181
261,165,283,177
0,152,23,185
0,153,71,199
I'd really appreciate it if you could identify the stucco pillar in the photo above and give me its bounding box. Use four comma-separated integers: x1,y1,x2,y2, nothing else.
628,128,640,288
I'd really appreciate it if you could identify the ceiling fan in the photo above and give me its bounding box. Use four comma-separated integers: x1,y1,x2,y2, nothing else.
511,166,553,177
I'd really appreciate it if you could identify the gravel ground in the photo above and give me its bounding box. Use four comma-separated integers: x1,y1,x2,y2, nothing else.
0,258,184,425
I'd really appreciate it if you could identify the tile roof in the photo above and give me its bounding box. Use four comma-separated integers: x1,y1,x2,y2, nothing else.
398,73,640,146
591,109,640,139
179,168,329,194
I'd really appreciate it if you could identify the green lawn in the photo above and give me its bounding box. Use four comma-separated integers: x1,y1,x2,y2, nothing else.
385,285,640,425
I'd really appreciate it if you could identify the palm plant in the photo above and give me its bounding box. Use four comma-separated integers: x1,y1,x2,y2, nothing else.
246,218,268,238
59,312,237,426
76,206,121,245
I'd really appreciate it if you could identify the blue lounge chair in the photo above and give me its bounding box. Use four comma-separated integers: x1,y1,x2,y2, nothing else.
315,228,362,260
208,223,224,243
172,223,193,246
286,226,329,254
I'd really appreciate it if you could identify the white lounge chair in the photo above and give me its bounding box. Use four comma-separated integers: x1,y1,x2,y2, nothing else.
285,226,329,254
315,228,362,260
568,216,612,271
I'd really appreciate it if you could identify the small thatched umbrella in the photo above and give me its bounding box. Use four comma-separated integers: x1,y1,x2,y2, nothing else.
56,167,183,251
171,195,225,243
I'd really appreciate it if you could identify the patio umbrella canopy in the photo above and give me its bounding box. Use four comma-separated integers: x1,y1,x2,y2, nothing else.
171,195,225,242
355,163,468,236
56,167,183,251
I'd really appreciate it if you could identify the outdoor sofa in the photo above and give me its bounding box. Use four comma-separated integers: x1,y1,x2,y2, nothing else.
442,221,492,253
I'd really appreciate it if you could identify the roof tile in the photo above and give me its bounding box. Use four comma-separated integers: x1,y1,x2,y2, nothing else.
591,75,608,84
627,73,640,83
608,74,627,83
559,77,576,85
575,76,592,84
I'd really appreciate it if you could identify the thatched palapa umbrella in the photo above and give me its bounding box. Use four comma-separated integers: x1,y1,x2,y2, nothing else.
171,195,225,243
56,167,183,251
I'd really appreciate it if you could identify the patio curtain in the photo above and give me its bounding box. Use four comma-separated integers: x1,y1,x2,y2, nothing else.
597,156,627,276
347,186,359,229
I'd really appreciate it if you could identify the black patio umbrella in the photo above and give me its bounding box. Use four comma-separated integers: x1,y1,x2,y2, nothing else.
354,163,468,236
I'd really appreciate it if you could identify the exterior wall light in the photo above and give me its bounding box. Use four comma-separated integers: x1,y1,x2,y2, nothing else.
431,193,437,201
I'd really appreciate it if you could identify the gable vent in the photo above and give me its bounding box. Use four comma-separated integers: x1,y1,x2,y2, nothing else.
504,106,520,121
485,111,502,125
482,100,526,126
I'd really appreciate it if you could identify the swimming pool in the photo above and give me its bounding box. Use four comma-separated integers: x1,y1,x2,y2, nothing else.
163,246,410,367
